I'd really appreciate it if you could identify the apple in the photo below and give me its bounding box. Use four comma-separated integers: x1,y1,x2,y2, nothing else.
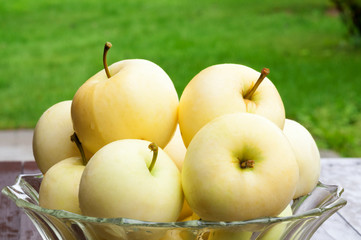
78,139,183,222
181,212,200,221
39,133,86,214
33,100,91,174
177,200,193,221
39,157,85,214
207,205,293,240
178,64,285,147
258,204,293,240
164,125,187,171
38,156,84,240
283,119,321,199
71,42,178,155
160,213,201,240
208,229,252,240
164,125,196,221
159,229,193,240
159,227,196,240
164,125,193,221
182,113,299,222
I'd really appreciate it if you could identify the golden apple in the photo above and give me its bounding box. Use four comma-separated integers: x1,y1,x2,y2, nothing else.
39,157,84,214
283,119,320,198
182,113,298,221
78,139,183,222
179,64,285,147
164,125,187,171
71,43,178,154
33,101,90,174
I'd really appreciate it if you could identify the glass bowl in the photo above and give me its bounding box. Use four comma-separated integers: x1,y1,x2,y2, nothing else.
2,173,346,240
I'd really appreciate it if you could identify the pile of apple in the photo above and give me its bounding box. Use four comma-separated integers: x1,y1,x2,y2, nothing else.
33,42,320,237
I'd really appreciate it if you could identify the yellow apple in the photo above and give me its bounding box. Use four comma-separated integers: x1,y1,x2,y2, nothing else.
33,100,91,174
78,139,183,222
39,157,84,214
160,213,201,240
71,43,178,155
178,64,285,147
163,125,194,221
208,230,252,240
164,125,187,171
207,204,293,240
159,228,195,240
283,119,321,199
182,113,298,222
258,204,293,239
182,212,200,221
177,200,193,221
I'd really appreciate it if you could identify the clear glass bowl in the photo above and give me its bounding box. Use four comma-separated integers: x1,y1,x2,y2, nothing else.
2,173,346,240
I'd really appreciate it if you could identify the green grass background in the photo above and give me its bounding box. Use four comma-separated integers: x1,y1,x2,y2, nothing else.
1,0,360,156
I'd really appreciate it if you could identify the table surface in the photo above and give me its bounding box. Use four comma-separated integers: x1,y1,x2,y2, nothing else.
1,158,361,240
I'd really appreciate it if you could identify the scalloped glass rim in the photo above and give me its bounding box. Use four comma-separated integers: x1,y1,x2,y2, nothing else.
2,173,347,230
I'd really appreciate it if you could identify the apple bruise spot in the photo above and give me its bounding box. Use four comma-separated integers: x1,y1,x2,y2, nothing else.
239,159,255,169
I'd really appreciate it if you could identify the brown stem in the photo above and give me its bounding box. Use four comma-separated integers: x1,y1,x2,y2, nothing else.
148,143,159,172
244,68,270,99
103,42,112,78
240,160,255,169
70,132,86,165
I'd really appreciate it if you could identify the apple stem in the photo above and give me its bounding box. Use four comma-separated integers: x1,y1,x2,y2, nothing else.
71,132,86,165
148,143,158,172
240,160,255,169
103,42,112,78
244,68,270,100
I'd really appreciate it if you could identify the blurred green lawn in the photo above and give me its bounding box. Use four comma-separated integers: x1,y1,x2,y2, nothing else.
1,0,360,156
